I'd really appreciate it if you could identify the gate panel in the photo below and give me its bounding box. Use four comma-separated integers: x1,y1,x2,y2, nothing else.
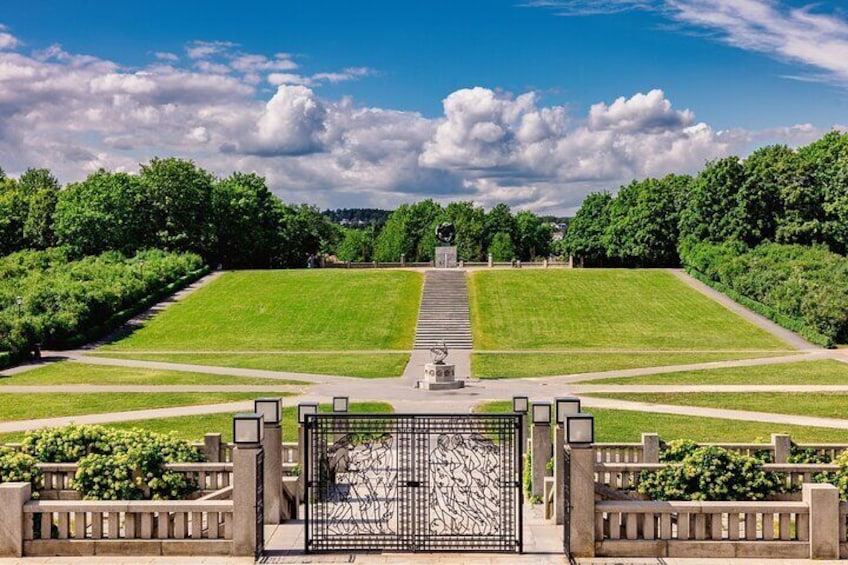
305,414,521,553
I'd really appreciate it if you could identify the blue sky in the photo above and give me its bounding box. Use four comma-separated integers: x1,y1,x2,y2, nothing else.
1,0,847,212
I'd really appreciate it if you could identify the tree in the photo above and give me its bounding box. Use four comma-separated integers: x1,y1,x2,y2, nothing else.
407,200,443,261
739,145,793,246
604,175,689,266
55,171,148,257
335,227,374,262
563,192,612,266
796,131,848,254
273,203,335,268
444,201,486,261
18,168,60,249
488,231,516,261
679,157,746,254
484,203,516,250
373,204,412,262
211,173,280,268
514,210,551,261
0,178,26,255
139,158,214,257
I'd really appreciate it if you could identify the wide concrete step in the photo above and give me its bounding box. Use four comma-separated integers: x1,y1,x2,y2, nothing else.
413,269,473,350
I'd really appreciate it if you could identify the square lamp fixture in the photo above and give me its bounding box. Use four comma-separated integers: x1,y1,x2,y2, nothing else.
512,395,529,414
254,397,282,425
332,396,349,413
297,402,319,424
565,413,595,445
531,402,552,425
555,397,582,424
233,413,265,445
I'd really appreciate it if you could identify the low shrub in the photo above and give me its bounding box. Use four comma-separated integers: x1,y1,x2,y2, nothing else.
0,447,42,489
639,446,784,501
658,439,700,462
20,424,203,500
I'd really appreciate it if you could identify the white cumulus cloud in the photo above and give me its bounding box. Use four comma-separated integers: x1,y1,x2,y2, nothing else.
0,25,835,213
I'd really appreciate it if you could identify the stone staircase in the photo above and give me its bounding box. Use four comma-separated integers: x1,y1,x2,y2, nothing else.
413,270,473,350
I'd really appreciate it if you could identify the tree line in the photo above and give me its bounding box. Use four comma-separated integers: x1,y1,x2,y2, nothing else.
0,159,333,269
0,159,561,268
564,131,848,266
336,201,555,263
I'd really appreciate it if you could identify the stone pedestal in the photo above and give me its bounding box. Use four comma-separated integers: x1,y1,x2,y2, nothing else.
418,362,464,390
435,246,457,268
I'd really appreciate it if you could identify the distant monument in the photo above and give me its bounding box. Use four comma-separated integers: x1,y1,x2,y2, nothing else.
434,222,458,268
418,340,463,390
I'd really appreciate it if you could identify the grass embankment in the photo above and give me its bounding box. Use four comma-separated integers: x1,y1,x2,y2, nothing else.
576,359,848,385
476,401,848,443
472,351,790,379
468,269,790,351
589,391,848,420
90,352,409,378
0,402,393,443
0,392,289,423
0,362,305,386
101,270,423,351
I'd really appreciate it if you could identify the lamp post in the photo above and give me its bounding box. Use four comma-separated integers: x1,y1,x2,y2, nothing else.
297,402,319,495
332,396,349,413
530,402,552,499
564,412,595,557
553,396,580,525
512,395,529,470
255,398,283,524
232,412,264,557
555,396,581,426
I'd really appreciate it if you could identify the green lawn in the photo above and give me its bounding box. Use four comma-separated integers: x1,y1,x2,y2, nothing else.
590,392,848,420
0,402,393,443
577,359,848,385
0,362,306,386
0,392,288,422
475,401,848,443
472,352,790,379
468,270,790,351
91,352,409,378
101,270,422,351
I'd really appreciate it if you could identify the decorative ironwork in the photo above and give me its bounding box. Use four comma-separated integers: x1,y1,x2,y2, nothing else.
563,446,575,564
256,449,265,558
305,414,522,553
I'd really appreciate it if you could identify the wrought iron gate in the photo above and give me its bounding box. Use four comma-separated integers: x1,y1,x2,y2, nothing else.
255,449,265,558
304,414,522,553
562,446,575,564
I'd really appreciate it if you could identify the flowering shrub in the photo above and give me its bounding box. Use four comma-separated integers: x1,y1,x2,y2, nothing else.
0,447,42,488
658,439,700,462
20,424,203,500
639,446,784,501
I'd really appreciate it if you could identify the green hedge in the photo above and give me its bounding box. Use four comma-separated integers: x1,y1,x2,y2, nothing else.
0,248,206,361
686,268,834,347
681,241,848,347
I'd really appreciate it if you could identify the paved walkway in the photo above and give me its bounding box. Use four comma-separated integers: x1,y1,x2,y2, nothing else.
3,265,848,438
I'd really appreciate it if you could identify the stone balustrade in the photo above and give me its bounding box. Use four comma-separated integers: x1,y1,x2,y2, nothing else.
595,499,812,558
22,498,234,556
